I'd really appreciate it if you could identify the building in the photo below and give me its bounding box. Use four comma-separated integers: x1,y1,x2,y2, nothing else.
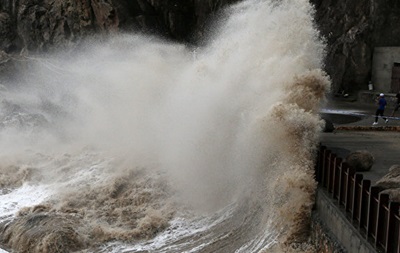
372,47,400,93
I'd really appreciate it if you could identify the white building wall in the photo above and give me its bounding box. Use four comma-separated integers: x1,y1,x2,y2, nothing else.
372,47,400,93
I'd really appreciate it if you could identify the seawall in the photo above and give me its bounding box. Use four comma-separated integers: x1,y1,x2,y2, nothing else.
312,188,377,253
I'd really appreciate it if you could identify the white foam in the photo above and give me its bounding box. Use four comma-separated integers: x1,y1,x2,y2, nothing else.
0,184,51,223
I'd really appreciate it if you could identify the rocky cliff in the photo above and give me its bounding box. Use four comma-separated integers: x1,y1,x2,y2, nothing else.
311,0,400,93
1,0,400,93
0,0,238,53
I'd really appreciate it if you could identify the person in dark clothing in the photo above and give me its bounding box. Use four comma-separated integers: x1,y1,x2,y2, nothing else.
390,92,400,117
373,93,388,125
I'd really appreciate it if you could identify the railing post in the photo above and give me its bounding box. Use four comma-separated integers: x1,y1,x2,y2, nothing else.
328,155,334,194
367,186,381,239
398,224,400,253
385,201,399,253
316,145,327,183
359,179,371,230
327,152,335,191
345,166,356,212
332,157,342,200
376,193,389,249
338,162,348,205
352,173,363,220
398,229,400,253
322,149,330,188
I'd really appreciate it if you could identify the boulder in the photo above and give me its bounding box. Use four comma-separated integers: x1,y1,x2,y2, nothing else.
344,150,374,172
375,165,400,189
380,188,400,202
322,119,334,132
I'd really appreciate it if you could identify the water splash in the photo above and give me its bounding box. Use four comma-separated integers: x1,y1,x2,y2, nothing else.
0,0,330,252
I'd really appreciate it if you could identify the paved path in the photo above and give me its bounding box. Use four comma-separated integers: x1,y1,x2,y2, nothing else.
319,98,400,184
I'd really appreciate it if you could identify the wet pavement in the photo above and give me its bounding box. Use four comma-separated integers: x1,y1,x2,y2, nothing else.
319,97,400,184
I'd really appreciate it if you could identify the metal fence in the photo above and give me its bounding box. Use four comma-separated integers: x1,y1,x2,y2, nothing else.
316,145,400,253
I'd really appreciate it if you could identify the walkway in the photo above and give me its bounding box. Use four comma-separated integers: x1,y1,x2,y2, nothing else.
319,97,400,184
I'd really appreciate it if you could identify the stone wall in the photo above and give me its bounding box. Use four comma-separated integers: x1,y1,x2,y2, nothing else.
310,215,346,253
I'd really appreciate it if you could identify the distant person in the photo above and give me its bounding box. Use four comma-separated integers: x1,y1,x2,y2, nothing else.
373,93,388,125
390,92,400,117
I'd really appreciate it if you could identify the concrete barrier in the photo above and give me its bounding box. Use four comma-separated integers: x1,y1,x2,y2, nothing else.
314,189,377,253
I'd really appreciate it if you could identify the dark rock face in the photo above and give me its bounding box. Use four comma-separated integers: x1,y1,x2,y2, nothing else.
1,0,400,93
0,0,236,83
0,0,238,54
1,1,92,52
311,0,400,93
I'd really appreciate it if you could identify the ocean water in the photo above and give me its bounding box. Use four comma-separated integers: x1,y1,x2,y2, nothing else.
0,0,330,252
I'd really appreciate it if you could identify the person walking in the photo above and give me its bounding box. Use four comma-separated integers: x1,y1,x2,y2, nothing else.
373,93,388,125
391,91,400,117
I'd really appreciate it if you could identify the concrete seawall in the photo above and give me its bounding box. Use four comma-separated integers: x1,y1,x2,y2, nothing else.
312,189,377,253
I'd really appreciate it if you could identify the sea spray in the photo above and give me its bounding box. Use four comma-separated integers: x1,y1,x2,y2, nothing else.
267,70,330,249
0,0,330,252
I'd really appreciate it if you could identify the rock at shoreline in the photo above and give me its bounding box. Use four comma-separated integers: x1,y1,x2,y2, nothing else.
344,150,374,172
375,165,400,189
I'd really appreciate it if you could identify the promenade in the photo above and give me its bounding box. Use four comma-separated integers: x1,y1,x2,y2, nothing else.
315,96,400,253
319,96,400,184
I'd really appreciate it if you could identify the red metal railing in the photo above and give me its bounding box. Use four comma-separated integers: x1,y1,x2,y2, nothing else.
316,145,400,253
